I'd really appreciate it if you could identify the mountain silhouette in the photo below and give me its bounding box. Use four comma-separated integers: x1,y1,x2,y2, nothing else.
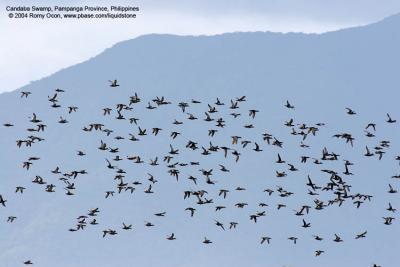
0,14,399,267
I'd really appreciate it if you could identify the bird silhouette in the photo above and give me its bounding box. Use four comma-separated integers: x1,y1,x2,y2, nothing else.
109,80,119,87
2,88,399,266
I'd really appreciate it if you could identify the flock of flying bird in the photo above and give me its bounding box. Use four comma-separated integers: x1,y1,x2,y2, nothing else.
1,79,398,266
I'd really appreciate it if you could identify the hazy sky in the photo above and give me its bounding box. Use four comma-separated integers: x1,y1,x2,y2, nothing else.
0,0,399,93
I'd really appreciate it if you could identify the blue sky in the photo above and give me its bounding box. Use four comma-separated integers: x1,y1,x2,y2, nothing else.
0,0,400,93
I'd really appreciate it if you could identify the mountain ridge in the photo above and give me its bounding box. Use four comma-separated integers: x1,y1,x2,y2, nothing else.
0,12,399,267
2,12,400,97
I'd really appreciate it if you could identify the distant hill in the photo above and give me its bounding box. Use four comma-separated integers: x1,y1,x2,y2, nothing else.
0,14,399,267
